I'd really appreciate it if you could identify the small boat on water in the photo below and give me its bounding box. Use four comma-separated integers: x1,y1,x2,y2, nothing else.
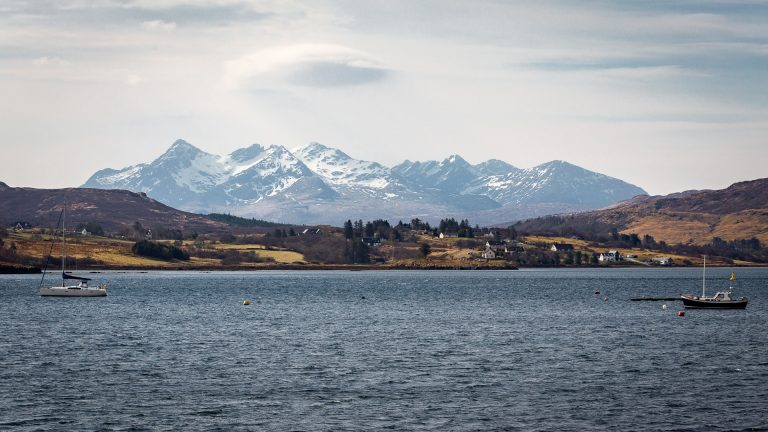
681,257,746,309
39,204,107,297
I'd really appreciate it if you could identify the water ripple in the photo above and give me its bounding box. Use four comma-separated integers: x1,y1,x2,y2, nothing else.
1,268,767,431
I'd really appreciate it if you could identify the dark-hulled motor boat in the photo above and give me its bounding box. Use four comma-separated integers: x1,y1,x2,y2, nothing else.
681,291,748,309
681,257,746,309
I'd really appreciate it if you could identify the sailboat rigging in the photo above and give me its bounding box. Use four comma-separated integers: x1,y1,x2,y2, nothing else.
39,202,107,297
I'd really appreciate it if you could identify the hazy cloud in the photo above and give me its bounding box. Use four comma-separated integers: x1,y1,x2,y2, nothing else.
142,19,176,32
126,74,142,86
33,56,69,67
225,44,388,89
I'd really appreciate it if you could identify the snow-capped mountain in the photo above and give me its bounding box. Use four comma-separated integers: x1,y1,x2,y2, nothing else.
221,143,336,202
83,139,648,224
83,139,335,213
464,160,646,208
83,140,229,211
392,154,478,192
293,142,411,200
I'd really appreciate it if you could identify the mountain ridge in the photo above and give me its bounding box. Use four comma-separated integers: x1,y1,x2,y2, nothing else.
83,139,648,224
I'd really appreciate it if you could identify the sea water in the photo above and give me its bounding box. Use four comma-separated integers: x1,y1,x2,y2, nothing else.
1,268,766,431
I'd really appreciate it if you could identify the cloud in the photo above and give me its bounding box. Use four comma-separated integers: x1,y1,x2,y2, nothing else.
33,56,69,67
142,19,176,31
224,44,389,89
126,74,142,86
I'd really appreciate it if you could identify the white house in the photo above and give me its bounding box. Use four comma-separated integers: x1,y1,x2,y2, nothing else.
652,256,672,266
439,232,458,239
80,228,90,236
599,250,620,262
481,247,496,259
550,243,574,252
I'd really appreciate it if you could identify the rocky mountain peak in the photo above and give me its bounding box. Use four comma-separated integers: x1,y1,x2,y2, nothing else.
443,154,471,167
229,143,266,162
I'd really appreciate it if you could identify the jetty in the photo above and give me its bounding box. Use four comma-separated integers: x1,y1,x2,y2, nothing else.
629,296,682,301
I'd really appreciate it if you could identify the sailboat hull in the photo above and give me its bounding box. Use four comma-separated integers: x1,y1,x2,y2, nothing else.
39,286,107,297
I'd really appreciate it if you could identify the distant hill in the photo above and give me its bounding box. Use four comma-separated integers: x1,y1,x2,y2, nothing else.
0,182,229,234
514,178,768,245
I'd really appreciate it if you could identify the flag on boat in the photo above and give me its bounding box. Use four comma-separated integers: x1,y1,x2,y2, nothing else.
730,272,736,281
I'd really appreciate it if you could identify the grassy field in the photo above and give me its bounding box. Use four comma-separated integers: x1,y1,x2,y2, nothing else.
6,232,305,268
180,242,305,263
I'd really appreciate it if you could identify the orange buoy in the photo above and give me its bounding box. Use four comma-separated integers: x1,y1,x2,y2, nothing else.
677,311,685,317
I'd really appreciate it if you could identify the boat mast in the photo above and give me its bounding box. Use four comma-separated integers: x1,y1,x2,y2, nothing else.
38,209,63,289
702,255,706,297
62,201,66,287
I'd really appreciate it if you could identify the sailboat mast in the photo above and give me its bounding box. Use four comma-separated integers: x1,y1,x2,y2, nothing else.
62,202,66,287
702,255,706,297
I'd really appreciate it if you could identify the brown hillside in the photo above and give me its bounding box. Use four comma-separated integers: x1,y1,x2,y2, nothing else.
588,178,768,245
0,182,228,233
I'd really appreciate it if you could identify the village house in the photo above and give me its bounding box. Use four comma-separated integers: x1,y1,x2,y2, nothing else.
361,237,382,247
652,256,672,266
599,250,621,262
439,232,458,239
485,240,509,255
481,247,497,260
550,243,574,252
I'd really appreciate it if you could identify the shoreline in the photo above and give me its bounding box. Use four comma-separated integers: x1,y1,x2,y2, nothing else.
4,263,766,274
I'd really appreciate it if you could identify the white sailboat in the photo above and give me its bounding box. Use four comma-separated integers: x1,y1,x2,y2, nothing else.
39,204,107,297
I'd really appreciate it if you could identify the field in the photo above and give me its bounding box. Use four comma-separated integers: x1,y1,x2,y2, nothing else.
4,232,305,269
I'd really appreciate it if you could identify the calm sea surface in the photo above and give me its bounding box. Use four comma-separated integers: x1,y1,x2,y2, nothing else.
1,268,767,431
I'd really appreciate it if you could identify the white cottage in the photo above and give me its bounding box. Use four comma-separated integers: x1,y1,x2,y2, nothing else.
599,250,620,262
481,247,496,260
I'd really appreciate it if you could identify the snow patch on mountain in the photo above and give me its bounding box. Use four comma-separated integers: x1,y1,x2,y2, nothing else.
293,142,393,190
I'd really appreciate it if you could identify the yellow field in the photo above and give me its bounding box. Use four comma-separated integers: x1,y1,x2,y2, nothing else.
250,249,304,263
6,232,305,267
196,242,305,263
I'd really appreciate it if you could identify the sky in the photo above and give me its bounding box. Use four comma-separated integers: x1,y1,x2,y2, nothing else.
1,0,767,195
